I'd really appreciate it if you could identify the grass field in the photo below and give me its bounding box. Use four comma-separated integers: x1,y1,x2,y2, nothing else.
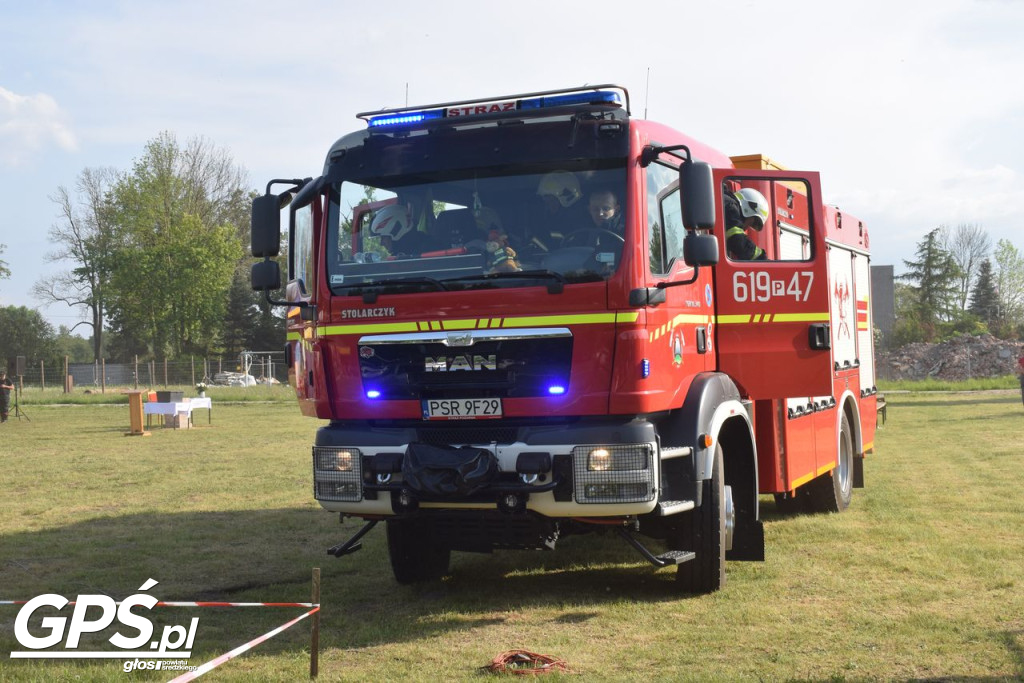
1,391,1022,681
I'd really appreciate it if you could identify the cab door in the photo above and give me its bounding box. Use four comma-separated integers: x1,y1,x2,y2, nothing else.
287,192,320,413
712,169,833,398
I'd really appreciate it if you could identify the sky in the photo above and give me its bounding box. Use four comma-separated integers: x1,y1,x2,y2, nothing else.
2,0,1023,334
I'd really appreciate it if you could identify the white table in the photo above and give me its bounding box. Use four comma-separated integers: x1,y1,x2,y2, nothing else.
144,397,212,428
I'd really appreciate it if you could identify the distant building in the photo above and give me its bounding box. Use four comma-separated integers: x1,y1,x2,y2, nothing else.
871,265,895,348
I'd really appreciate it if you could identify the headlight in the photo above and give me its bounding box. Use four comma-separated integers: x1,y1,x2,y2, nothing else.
573,444,654,504
313,447,362,502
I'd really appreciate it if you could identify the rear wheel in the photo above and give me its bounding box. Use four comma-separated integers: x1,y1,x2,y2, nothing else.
806,412,854,513
386,519,451,584
673,444,728,593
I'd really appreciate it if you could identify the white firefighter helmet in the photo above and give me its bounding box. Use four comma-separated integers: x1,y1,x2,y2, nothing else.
370,204,412,241
734,188,770,230
537,171,582,208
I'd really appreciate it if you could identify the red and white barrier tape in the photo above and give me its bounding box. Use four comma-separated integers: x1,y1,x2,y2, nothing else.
1,600,315,608
168,605,319,682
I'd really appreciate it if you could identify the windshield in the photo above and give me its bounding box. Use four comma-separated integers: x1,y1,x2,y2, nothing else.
326,162,627,295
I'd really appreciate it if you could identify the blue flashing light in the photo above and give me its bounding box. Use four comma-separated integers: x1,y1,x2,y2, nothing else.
519,90,621,110
547,385,566,396
367,109,444,128
365,389,382,399
641,359,651,379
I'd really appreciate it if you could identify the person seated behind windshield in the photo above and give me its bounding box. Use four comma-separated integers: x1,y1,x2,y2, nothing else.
724,187,769,261
587,188,623,233
369,204,434,257
532,171,585,250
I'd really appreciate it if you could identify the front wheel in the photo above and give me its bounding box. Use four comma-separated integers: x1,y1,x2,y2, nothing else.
672,444,728,593
386,519,451,584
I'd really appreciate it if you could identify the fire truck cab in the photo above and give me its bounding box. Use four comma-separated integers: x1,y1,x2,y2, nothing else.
251,85,878,593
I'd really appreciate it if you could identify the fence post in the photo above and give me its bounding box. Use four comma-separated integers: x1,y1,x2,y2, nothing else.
164,358,168,388
41,360,45,392
310,568,320,679
134,355,139,390
64,356,70,394
101,358,106,394
191,356,195,390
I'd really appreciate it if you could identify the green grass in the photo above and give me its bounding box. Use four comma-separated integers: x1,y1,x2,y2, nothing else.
878,374,1020,392
14,383,296,406
1,393,1022,681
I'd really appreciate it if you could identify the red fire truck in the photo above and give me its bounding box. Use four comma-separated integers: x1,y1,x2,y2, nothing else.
250,85,878,593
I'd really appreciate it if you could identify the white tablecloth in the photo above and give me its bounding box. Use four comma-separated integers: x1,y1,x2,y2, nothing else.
144,397,212,426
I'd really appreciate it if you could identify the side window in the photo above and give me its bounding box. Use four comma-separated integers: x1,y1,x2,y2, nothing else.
646,162,681,275
724,177,812,263
291,203,314,295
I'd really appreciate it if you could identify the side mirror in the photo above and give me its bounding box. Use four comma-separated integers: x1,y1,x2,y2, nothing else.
683,232,719,266
251,259,281,292
680,161,715,230
251,194,282,258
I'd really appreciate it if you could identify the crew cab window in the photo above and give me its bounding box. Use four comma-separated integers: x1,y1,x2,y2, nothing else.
646,162,685,275
290,202,315,295
724,177,813,262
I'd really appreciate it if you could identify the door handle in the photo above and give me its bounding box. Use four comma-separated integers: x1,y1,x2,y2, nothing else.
808,323,831,350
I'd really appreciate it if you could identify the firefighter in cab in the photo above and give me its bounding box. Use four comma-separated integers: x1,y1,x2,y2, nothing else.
724,187,770,260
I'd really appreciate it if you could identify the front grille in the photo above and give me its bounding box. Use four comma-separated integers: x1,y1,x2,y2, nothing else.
416,426,518,446
572,444,655,504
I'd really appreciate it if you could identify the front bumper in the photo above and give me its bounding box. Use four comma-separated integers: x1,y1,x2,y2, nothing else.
313,417,663,517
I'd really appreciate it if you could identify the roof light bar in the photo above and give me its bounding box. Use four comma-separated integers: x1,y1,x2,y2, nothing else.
360,84,628,129
367,109,444,128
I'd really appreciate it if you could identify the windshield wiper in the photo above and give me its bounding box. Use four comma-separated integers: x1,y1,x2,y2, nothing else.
445,269,567,294
332,276,449,303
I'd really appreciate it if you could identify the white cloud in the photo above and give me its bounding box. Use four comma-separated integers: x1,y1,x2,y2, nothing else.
0,86,77,166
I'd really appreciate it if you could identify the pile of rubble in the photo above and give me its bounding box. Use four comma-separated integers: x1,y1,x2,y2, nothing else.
879,334,1023,381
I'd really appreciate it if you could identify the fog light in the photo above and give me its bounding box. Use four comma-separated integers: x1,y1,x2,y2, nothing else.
588,448,612,471
315,448,356,472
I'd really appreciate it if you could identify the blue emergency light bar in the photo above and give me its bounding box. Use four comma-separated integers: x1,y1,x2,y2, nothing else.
359,84,629,129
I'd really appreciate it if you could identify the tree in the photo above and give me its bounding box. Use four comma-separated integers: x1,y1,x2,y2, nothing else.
33,167,118,361
943,223,991,312
0,243,10,284
54,326,94,363
0,306,57,369
968,258,1000,327
221,266,259,359
900,228,961,341
104,132,249,359
992,239,1024,331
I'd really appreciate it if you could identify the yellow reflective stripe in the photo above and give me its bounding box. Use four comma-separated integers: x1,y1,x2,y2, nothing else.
790,470,816,489
717,312,828,324
501,313,617,327
286,331,301,341
726,226,746,238
772,312,830,322
321,322,420,335
317,311,642,337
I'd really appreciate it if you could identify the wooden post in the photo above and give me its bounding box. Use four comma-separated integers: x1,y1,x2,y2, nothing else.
134,355,139,390
101,358,106,394
64,356,69,394
163,358,168,388
310,567,320,679
191,356,195,390
40,360,45,391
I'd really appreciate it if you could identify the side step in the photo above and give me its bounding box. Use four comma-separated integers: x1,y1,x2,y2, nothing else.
615,527,695,568
656,499,695,516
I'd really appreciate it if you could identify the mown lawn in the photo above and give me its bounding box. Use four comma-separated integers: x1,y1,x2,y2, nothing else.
1,392,1022,681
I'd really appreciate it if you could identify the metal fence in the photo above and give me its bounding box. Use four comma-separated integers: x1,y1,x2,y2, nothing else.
12,352,288,391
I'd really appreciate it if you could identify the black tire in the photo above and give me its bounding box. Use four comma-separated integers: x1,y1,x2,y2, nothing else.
386,519,451,584
806,412,854,513
673,444,726,593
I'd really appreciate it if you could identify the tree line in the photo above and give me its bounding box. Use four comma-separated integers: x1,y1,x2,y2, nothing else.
896,223,1024,345
1,132,282,372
